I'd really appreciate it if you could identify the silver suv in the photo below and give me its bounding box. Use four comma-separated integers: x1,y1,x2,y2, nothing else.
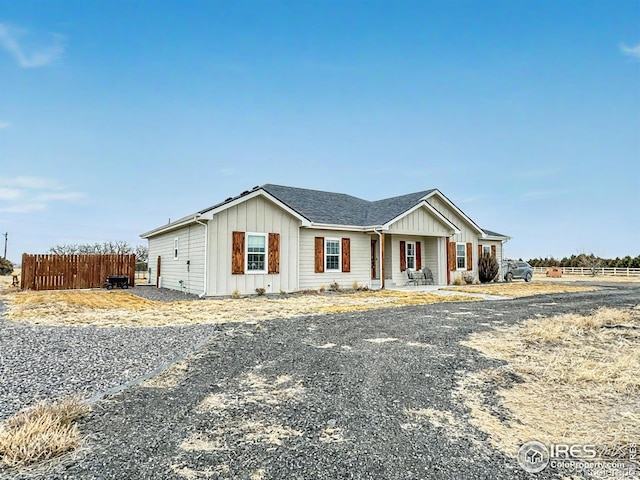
502,260,533,282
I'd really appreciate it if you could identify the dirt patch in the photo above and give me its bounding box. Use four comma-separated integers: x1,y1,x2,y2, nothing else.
457,307,640,459
1,289,479,327
442,281,596,298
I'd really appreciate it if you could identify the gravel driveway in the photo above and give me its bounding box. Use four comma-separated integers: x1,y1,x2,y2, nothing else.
2,285,639,479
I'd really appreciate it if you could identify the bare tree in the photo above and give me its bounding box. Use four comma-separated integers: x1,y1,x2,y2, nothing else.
135,244,148,263
49,241,133,255
577,252,602,276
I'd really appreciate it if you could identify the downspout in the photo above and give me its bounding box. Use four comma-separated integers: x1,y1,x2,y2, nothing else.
194,216,208,298
373,226,384,289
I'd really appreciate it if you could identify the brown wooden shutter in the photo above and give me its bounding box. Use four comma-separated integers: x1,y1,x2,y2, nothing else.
448,240,457,272
232,231,245,274
491,245,496,257
268,233,280,274
314,237,324,273
341,238,350,272
400,240,406,272
466,242,473,271
416,241,422,270
478,245,482,260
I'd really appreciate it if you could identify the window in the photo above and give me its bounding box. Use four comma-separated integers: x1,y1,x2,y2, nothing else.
456,243,466,270
406,242,416,270
325,239,341,271
482,245,491,257
246,233,267,272
174,238,179,260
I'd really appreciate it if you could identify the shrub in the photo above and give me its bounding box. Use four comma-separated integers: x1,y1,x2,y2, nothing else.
279,289,286,295
231,289,240,299
453,275,463,286
319,284,326,293
478,253,499,283
0,258,13,276
329,281,341,292
462,271,474,285
352,281,359,291
255,287,266,296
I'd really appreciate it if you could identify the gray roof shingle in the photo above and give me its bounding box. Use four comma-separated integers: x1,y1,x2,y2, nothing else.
261,184,435,226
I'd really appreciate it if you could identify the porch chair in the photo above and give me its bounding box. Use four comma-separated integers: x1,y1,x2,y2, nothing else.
421,267,434,285
406,268,418,286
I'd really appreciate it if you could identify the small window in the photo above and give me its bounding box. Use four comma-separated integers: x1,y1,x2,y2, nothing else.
406,242,416,270
174,238,179,260
247,233,267,272
482,245,491,257
325,239,341,271
456,243,466,270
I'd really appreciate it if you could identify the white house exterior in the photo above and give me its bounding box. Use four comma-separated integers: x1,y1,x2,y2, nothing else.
141,185,509,296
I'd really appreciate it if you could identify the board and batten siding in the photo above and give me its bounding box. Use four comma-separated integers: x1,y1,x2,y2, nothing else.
147,223,206,295
299,229,370,290
384,207,453,286
426,196,481,282
387,206,451,236
207,195,300,296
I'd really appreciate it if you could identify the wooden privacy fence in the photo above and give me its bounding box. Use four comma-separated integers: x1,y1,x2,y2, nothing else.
21,254,136,291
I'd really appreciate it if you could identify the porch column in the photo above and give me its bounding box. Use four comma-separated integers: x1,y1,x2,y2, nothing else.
380,233,385,289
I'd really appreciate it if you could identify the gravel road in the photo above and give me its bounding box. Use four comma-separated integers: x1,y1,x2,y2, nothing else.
0,286,215,422
1,284,638,479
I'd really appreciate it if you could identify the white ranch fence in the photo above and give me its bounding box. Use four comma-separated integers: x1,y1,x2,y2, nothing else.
533,266,640,277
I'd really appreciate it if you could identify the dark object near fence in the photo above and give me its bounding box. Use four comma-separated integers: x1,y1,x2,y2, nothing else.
21,253,135,290
106,275,129,290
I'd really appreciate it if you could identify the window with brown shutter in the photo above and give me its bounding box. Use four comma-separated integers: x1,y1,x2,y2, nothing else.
268,233,280,274
491,245,496,257
466,242,473,271
478,245,482,261
416,241,422,270
341,238,350,273
400,240,406,272
232,231,245,274
315,237,324,273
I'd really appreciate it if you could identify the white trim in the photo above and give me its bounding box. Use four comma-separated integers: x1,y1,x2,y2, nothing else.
422,190,486,236
306,223,373,232
173,238,179,260
324,237,342,272
245,232,268,275
201,190,311,226
383,201,460,234
455,242,467,270
141,190,311,239
406,241,416,270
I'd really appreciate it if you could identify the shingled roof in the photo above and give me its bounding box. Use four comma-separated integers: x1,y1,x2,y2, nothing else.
261,184,436,226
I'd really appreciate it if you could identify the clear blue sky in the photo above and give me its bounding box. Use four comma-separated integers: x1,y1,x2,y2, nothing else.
1,0,638,263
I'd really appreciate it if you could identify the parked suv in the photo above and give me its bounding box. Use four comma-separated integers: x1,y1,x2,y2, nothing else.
502,260,533,282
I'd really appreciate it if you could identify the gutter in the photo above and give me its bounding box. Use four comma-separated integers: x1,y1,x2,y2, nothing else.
194,216,208,298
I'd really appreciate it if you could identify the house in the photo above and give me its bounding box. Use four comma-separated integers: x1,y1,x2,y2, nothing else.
140,184,509,296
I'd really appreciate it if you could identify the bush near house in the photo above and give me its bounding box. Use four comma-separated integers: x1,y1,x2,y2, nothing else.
478,253,499,283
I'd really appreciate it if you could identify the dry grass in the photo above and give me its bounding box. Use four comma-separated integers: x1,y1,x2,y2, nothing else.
0,397,91,468
458,307,640,458
1,288,478,327
536,274,640,283
197,373,304,413
142,360,190,389
442,281,596,298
